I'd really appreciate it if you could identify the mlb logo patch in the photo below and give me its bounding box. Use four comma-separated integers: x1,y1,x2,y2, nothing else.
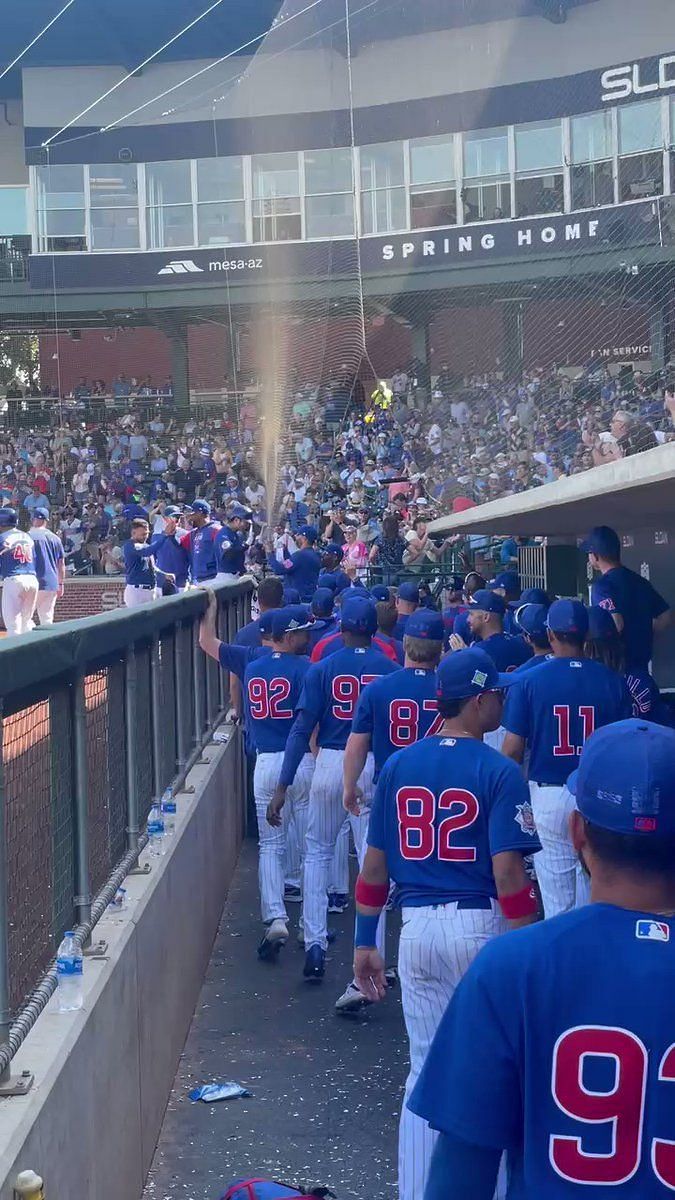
636,919,670,943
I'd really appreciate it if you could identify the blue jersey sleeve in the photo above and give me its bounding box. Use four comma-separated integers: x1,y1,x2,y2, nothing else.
591,574,617,613
217,642,253,681
352,686,375,737
366,757,391,852
266,553,291,577
409,940,521,1150
487,757,541,856
501,678,531,739
278,666,323,787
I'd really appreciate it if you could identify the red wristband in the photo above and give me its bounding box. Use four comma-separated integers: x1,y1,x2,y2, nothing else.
355,876,389,909
499,885,538,919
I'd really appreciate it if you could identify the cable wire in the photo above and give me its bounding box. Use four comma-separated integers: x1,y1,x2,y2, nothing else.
0,0,78,84
43,0,230,145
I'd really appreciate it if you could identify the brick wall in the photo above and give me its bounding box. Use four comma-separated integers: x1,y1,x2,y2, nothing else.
54,578,125,622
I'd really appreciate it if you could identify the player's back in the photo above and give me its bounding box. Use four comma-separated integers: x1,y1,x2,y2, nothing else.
310,644,399,750
449,904,675,1198
243,652,310,753
479,631,532,671
352,666,441,774
504,656,631,784
0,528,35,576
368,736,535,905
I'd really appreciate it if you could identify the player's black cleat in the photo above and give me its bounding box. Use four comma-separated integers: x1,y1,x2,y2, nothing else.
303,944,325,982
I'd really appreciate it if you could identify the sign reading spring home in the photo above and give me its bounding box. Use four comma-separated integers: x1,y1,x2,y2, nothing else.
27,200,661,292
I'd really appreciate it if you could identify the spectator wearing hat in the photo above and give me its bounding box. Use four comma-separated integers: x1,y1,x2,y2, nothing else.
267,525,322,602
502,599,631,917
29,508,65,625
393,581,420,641
581,524,671,673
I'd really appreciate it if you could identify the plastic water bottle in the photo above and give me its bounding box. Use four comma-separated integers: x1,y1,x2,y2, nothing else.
147,802,165,856
161,788,176,837
56,931,83,1012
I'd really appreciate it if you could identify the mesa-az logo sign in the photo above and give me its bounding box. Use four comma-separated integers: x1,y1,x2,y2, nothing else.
601,53,675,102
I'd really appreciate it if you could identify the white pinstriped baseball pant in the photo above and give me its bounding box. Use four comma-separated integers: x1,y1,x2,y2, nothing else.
528,782,590,918
398,901,506,1200
302,747,385,953
254,751,314,924
285,807,349,894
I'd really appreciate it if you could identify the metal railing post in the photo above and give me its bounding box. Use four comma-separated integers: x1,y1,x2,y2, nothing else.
72,673,92,930
150,635,163,799
193,617,205,746
175,622,190,770
125,645,140,856
0,702,33,1094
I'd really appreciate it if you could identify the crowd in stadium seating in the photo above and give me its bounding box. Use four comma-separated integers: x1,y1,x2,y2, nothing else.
0,356,671,578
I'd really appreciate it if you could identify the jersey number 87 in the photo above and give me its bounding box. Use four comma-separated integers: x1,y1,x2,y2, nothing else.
551,1025,675,1186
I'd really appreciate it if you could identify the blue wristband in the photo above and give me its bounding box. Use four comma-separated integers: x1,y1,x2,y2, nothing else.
354,912,379,948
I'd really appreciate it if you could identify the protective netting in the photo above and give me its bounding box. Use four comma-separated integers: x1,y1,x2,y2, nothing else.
0,0,672,589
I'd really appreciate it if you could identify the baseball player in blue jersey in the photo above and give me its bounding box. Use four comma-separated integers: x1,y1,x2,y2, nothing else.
412,719,675,1200
267,525,322,601
392,581,419,641
153,508,191,591
214,503,250,583
352,647,541,1200
177,499,221,583
335,607,445,1013
582,524,671,673
0,507,38,634
490,570,521,635
457,589,532,671
29,508,65,625
585,604,675,727
269,596,400,982
511,602,553,673
308,588,337,652
502,599,632,918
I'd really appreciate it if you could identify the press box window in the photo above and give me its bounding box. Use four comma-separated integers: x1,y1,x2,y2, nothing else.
252,153,301,242
462,128,510,223
515,120,564,217
89,164,140,250
196,157,246,246
146,161,194,249
36,165,86,252
409,135,457,229
570,111,614,210
618,100,664,202
304,148,354,238
360,142,406,235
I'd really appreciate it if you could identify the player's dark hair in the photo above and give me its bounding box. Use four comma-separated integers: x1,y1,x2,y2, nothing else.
584,819,675,878
404,635,443,665
437,696,472,719
584,633,625,674
527,631,550,651
258,577,284,609
550,631,585,653
342,631,371,649
376,601,397,636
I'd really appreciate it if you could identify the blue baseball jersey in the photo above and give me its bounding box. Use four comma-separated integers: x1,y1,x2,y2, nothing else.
215,524,246,575
392,612,411,641
503,657,632,785
243,652,311,753
375,632,405,664
267,547,321,600
368,736,539,907
178,522,221,582
591,564,668,672
279,645,399,786
352,666,441,776
442,603,467,642
152,533,190,587
308,617,338,652
0,528,36,578
626,669,675,727
123,540,155,587
453,610,473,644
29,527,63,590
311,631,399,664
410,903,675,1198
217,642,271,684
235,617,263,648
511,652,553,675
477,632,532,672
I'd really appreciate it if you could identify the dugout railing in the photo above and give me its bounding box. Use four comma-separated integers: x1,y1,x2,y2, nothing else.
0,578,252,1093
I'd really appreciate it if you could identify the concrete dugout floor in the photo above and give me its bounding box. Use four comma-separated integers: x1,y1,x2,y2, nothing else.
144,841,406,1200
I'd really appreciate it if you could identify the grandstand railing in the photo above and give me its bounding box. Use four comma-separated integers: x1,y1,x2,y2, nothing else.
0,579,251,1090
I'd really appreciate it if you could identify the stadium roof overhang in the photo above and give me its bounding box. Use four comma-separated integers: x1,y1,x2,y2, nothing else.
427,444,675,539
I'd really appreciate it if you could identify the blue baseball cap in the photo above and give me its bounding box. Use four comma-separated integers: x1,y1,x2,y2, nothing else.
371,584,392,602
546,598,589,638
405,609,445,641
398,582,420,604
311,588,335,619
191,499,211,516
258,609,276,637
325,543,344,561
470,589,506,616
436,647,516,701
164,505,182,518
514,602,548,638
340,596,377,636
568,719,675,835
229,503,251,520
298,524,318,544
491,571,520,594
580,525,621,559
318,571,338,592
587,605,617,640
347,585,371,600
270,605,312,640
0,507,17,525
509,586,549,608
282,587,301,605
32,507,50,521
